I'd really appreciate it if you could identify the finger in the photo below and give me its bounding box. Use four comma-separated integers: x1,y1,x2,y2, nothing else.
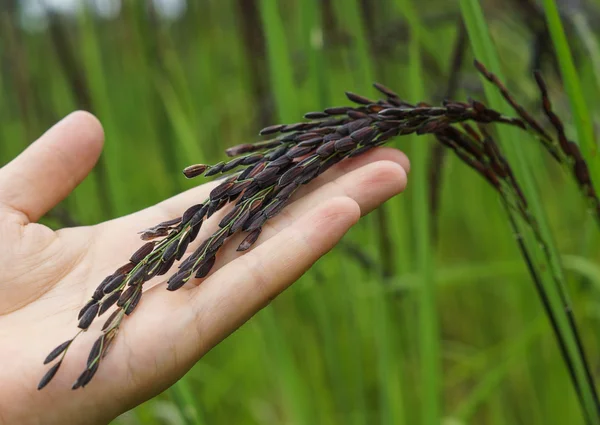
0,111,104,223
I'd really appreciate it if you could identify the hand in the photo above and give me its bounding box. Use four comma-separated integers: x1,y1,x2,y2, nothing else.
0,112,409,425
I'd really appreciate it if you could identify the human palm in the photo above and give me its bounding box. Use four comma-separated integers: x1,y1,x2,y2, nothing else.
0,112,409,425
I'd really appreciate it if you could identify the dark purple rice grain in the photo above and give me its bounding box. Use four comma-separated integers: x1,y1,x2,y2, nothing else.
230,209,251,233
73,361,99,389
167,272,189,291
38,362,61,390
195,255,216,279
207,231,228,253
259,124,285,135
270,155,293,168
210,181,235,201
245,212,267,232
87,337,103,367
130,242,155,265
316,140,336,157
99,291,122,315
78,302,99,330
176,233,192,261
157,255,177,276
237,228,262,251
373,82,399,98
181,204,204,225
183,164,208,178
324,106,353,115
304,111,329,119
125,288,142,315
117,286,137,307
242,153,264,165
345,92,373,105
115,262,136,276
205,162,225,177
347,110,369,120
286,145,314,158
189,222,202,242
79,299,98,319
102,310,121,331
279,166,305,186
222,157,245,173
254,166,281,184
334,137,357,152
104,274,126,294
92,275,114,301
43,340,71,365
256,173,280,189
278,182,300,199
298,137,323,148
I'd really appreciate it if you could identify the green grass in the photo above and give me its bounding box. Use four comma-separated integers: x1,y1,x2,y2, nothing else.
2,1,600,424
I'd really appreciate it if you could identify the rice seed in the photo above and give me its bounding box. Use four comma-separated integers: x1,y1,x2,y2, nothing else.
167,272,190,291
43,340,72,364
182,204,204,225
38,362,61,390
324,106,353,115
210,181,235,201
195,255,216,279
87,336,103,367
304,111,329,119
259,124,285,135
183,164,208,178
102,309,121,331
130,242,155,264
237,228,262,251
72,361,99,389
176,233,192,261
228,179,253,196
125,288,142,315
117,286,137,307
286,145,314,158
279,165,305,186
157,254,177,276
373,82,398,98
99,290,122,315
79,299,98,320
205,162,225,177
225,143,253,157
78,302,100,330
92,275,114,301
104,274,126,294
207,230,228,253
244,212,267,232
255,166,281,184
334,137,357,152
115,262,136,275
347,110,369,120
189,205,208,227
230,209,251,233
345,91,373,105
298,137,323,148
270,154,293,168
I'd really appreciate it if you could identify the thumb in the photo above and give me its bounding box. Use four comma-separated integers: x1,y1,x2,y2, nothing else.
0,111,104,223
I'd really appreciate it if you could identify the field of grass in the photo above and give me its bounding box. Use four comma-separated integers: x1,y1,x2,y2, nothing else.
2,1,600,424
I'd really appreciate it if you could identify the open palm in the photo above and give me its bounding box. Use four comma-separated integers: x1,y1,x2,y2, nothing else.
0,112,409,425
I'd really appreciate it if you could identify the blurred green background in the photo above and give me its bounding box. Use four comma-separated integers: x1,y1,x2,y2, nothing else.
2,0,600,424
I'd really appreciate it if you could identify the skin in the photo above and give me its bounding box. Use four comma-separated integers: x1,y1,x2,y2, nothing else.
0,111,409,425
